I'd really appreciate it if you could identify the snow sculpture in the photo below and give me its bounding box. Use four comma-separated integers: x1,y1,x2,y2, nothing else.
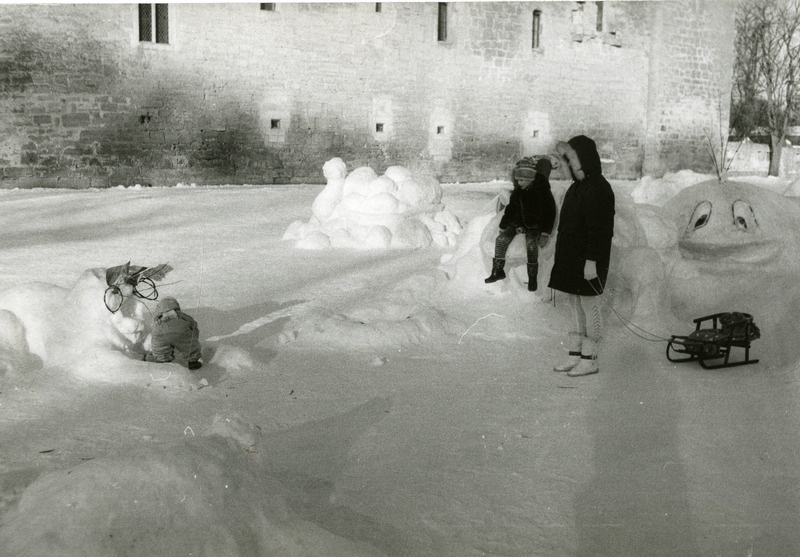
615,179,800,364
311,157,347,221
0,267,194,386
663,181,800,312
284,157,462,250
0,268,149,369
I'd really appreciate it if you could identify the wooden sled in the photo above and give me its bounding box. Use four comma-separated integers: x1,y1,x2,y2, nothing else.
666,312,760,370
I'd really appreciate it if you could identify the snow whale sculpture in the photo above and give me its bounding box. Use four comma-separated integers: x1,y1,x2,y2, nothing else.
284,157,462,250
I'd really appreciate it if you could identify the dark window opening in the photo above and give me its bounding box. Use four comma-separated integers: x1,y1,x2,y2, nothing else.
596,1,603,32
138,3,168,44
271,119,281,129
437,3,448,42
138,4,152,42
532,10,541,49
155,4,168,44
437,126,445,135
375,3,382,13
376,123,385,132
260,3,275,11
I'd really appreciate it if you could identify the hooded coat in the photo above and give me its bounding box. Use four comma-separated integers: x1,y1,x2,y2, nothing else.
144,297,202,363
547,135,615,296
499,172,557,234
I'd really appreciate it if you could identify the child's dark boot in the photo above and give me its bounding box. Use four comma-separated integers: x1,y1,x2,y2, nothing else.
484,258,506,283
527,263,539,291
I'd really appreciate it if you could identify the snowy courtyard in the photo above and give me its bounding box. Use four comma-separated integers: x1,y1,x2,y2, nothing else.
1,164,800,556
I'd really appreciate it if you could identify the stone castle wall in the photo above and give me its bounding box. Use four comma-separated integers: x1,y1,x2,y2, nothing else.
0,2,735,188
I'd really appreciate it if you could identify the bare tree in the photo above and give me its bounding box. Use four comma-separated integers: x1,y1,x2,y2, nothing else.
733,0,800,176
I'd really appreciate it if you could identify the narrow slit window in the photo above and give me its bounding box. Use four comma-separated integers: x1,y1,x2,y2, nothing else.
260,3,275,11
138,4,152,42
138,3,169,44
375,3,382,13
596,1,603,32
155,4,168,44
532,10,541,49
437,3,448,42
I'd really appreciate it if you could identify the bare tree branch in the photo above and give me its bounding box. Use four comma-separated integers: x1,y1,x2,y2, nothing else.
733,0,800,175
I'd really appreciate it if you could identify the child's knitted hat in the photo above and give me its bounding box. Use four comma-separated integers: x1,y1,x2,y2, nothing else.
512,158,538,181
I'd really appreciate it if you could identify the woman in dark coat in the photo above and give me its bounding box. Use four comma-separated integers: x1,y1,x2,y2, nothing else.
548,135,615,376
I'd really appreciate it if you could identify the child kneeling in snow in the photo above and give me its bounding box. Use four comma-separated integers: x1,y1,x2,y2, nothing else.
142,297,202,370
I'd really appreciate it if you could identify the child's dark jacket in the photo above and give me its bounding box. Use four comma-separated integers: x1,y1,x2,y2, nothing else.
499,175,557,234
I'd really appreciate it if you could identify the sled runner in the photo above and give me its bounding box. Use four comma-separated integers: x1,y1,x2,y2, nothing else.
666,312,760,369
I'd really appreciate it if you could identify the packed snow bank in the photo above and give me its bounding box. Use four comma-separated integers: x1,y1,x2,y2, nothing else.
284,158,462,250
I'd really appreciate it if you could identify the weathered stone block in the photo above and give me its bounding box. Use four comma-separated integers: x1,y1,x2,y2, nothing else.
62,113,91,127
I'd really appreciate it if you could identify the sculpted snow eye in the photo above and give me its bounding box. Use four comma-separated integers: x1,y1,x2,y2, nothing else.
688,201,712,231
732,200,758,231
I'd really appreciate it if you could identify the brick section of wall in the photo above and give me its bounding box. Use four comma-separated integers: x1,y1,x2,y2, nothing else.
0,2,734,188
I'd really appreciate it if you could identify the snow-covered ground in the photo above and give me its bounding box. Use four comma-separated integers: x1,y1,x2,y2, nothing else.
1,163,800,556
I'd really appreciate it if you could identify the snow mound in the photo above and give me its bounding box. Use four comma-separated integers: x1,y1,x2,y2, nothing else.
441,193,556,297
208,344,255,374
0,414,382,557
277,274,457,349
284,157,462,250
631,170,715,206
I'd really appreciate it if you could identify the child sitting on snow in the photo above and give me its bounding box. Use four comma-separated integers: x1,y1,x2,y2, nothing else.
485,157,557,291
142,297,202,370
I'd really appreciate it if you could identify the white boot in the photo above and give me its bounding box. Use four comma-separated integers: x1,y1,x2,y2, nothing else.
568,338,599,377
554,333,582,372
